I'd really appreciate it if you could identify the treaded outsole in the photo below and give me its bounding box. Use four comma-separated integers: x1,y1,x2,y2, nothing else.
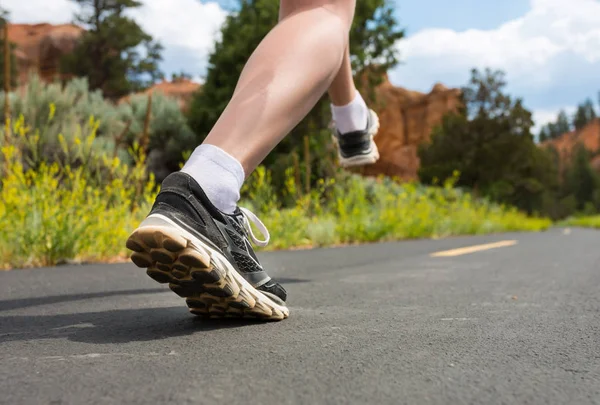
126,221,289,321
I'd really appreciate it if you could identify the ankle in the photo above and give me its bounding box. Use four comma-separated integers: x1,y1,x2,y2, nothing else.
331,91,369,134
181,144,245,214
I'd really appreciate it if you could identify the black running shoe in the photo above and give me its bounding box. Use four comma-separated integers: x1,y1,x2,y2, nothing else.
333,109,380,167
126,172,289,321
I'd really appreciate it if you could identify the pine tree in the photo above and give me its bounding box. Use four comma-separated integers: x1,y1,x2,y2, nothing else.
563,144,600,212
418,68,558,214
555,110,571,136
573,98,597,131
61,0,163,99
539,110,573,140
171,71,192,82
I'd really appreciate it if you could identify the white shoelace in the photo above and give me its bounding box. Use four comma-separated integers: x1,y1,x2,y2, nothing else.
239,207,270,248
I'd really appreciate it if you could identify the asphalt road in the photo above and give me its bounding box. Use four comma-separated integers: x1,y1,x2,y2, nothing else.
1,228,599,405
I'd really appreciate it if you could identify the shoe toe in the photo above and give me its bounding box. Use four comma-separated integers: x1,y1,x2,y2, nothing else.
257,280,287,303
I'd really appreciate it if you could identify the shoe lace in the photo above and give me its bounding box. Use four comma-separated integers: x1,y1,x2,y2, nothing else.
239,207,270,248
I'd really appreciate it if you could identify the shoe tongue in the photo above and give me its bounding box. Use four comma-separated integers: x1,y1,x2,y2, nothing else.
228,208,245,224
225,209,247,234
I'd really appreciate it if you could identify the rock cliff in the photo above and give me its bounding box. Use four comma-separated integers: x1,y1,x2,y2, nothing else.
7,23,83,85
361,76,462,180
543,119,600,171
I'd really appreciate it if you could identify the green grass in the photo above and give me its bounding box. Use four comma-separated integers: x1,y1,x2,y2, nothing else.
560,216,600,229
1,113,552,269
243,170,551,251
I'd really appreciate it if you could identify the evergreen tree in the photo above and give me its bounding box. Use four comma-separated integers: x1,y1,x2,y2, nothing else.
171,71,192,82
418,68,558,214
540,109,572,140
543,122,558,139
61,0,163,99
562,144,600,212
555,110,571,136
0,7,17,91
573,98,597,131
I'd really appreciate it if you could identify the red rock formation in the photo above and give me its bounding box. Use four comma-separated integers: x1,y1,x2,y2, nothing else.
120,79,201,112
543,119,600,171
7,23,83,85
361,76,462,180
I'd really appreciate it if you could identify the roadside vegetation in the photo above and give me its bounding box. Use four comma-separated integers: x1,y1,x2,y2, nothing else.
0,109,549,269
561,216,600,229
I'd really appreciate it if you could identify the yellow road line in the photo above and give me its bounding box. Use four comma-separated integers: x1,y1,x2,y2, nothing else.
430,240,518,257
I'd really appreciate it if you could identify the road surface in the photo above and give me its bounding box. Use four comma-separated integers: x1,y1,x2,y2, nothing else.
1,228,599,404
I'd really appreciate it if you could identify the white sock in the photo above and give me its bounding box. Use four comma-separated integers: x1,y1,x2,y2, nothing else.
181,144,245,214
331,91,369,134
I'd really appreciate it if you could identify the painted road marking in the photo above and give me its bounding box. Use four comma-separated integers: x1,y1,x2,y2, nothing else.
430,240,517,257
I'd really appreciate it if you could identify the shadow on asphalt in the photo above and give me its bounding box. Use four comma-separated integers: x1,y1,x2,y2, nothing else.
273,277,310,284
0,278,308,313
0,278,308,345
0,306,265,345
0,288,165,312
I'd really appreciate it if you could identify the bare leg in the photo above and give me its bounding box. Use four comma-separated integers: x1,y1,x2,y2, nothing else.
278,1,357,107
327,48,356,106
203,0,356,175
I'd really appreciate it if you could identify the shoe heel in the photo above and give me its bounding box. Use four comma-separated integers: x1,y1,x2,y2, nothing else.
126,220,212,284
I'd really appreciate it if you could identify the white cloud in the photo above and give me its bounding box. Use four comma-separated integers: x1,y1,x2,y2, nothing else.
2,0,78,24
392,0,600,105
3,0,227,76
129,0,227,73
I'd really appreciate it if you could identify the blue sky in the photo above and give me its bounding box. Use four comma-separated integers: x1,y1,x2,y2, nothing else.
5,0,600,130
395,0,530,33
390,0,600,129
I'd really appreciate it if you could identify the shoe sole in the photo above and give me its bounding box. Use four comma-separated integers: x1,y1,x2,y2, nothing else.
336,109,381,168
126,214,289,321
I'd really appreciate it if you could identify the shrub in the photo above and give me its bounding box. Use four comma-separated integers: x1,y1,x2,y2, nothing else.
125,92,197,180
0,115,156,269
0,75,194,180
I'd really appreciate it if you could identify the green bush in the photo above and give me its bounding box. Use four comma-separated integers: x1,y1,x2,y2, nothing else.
126,92,197,178
0,76,126,167
0,116,155,269
0,75,194,179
